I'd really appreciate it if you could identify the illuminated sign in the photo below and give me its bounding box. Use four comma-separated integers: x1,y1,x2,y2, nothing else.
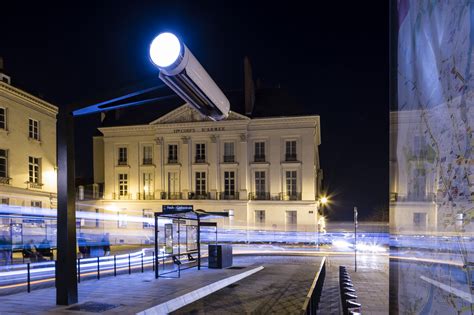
173,127,225,134
162,205,193,213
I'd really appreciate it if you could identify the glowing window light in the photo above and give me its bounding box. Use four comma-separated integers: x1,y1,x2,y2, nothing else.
149,32,181,68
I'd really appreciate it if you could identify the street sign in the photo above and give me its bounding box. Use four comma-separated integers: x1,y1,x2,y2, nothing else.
162,205,193,213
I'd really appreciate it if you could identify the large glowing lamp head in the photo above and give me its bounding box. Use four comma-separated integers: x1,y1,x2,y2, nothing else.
149,32,182,68
320,196,328,205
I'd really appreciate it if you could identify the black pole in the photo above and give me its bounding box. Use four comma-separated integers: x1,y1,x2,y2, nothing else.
27,262,31,293
354,206,358,272
114,255,117,276
97,257,100,280
141,252,144,273
56,109,78,305
197,216,201,270
152,251,155,271
128,253,131,274
154,213,158,279
77,258,80,283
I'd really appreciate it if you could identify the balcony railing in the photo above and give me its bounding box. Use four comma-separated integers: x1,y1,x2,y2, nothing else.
254,155,266,162
188,192,211,200
160,192,183,200
223,155,235,163
112,193,131,200
117,160,128,166
26,181,43,189
285,154,297,162
195,156,206,163
142,158,153,165
218,192,240,200
279,192,302,201
137,192,155,200
167,157,178,164
76,184,104,200
0,177,11,185
249,192,270,200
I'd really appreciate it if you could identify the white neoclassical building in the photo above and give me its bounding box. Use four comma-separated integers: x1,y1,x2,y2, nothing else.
0,72,58,241
81,101,323,243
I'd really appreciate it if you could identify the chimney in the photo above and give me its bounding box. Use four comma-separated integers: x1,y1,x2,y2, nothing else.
244,56,255,116
0,57,11,84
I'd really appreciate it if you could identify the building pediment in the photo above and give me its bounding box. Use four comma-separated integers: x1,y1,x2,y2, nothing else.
149,104,249,125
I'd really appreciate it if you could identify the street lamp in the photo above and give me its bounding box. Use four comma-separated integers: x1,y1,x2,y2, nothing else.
317,196,329,250
56,31,230,305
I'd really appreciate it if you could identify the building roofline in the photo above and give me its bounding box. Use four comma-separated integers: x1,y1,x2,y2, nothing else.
0,81,58,115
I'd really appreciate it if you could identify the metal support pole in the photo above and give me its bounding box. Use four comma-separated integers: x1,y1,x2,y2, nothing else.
77,259,80,283
97,257,100,279
354,206,358,272
154,214,158,279
114,255,117,276
141,252,144,273
197,217,201,270
56,110,78,305
152,251,155,271
128,254,131,274
27,262,31,293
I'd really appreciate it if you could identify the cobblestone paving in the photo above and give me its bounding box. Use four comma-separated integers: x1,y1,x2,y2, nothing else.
173,256,322,315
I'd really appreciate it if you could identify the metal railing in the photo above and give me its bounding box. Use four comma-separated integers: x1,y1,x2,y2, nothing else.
26,181,43,189
112,193,132,200
137,192,155,200
0,176,11,185
195,156,206,163
285,154,297,162
279,192,302,201
223,155,235,163
218,192,240,200
249,192,271,200
160,192,183,200
142,158,153,165
167,158,178,164
188,192,211,200
254,155,266,162
301,256,326,314
117,160,128,166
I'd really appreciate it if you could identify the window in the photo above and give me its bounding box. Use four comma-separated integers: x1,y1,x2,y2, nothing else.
143,146,153,164
195,172,206,195
195,143,206,162
255,142,265,162
168,144,178,163
285,171,297,198
254,171,266,199
142,173,153,197
28,157,41,183
118,212,128,228
118,147,127,165
118,174,128,196
286,211,297,225
255,210,265,224
31,201,42,208
28,118,40,140
0,198,9,205
143,209,153,229
224,142,234,162
0,108,6,130
0,149,7,179
224,171,235,197
285,140,297,161
413,212,427,228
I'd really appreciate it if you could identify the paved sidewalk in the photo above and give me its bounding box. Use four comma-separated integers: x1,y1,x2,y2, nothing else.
0,257,262,315
173,255,322,314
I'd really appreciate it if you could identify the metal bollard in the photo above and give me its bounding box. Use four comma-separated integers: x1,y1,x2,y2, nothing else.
78,258,81,283
27,263,31,293
114,255,117,277
128,253,131,274
97,257,100,280
152,251,155,271
141,253,144,273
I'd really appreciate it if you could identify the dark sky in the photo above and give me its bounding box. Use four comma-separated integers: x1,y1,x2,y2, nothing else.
0,1,388,221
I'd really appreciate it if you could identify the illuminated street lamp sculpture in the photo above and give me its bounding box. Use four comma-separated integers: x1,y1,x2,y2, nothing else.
317,196,328,250
56,32,229,305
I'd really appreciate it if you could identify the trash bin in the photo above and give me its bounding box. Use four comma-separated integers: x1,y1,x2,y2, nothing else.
208,244,232,268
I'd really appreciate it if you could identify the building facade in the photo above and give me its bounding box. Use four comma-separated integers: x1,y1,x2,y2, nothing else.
0,76,59,244
82,104,322,244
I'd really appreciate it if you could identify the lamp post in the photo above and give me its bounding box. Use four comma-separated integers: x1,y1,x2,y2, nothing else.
55,31,229,305
317,196,328,250
354,206,358,272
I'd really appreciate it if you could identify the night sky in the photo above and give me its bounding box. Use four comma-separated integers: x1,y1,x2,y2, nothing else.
0,1,388,221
